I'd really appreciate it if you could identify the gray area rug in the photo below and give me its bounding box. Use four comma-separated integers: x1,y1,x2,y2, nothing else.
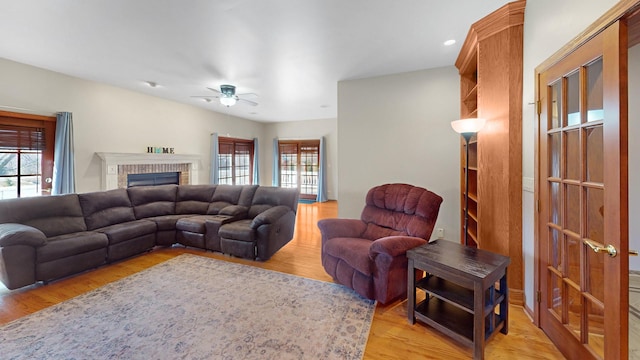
0,254,375,359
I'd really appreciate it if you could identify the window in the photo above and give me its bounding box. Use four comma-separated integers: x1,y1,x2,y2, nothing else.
218,137,254,185
278,140,319,200
0,112,55,199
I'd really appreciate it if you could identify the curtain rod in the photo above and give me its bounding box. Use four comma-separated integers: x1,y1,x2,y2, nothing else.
0,105,58,117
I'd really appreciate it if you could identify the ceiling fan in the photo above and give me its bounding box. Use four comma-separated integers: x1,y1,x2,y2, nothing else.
192,84,258,107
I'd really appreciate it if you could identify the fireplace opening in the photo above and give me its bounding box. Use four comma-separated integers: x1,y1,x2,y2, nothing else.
127,172,180,187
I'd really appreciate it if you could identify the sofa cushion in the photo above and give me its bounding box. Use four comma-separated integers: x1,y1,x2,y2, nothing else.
323,237,373,275
206,185,246,214
219,219,254,242
127,185,177,219
95,220,157,245
79,188,136,231
0,194,87,237
37,231,109,263
175,185,216,214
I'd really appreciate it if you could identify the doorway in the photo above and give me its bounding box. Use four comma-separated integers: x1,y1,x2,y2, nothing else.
536,4,640,359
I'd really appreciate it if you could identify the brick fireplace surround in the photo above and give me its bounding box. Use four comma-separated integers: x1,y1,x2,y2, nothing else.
96,152,202,190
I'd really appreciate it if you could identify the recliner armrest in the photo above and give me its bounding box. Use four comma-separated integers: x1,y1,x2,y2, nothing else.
250,206,290,229
369,236,427,258
317,218,367,241
0,223,47,247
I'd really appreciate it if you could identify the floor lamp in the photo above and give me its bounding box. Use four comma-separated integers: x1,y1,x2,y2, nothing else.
451,118,486,246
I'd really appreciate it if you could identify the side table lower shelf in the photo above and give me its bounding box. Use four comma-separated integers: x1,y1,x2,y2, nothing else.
415,297,506,347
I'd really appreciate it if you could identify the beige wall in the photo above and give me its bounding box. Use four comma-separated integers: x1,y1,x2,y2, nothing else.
264,118,338,200
337,66,460,241
0,57,265,193
521,0,620,311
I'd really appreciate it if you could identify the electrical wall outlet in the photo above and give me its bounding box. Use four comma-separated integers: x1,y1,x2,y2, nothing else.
436,228,444,239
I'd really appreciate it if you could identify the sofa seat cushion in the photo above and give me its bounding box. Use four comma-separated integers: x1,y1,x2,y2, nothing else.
176,215,235,234
219,219,254,242
323,237,373,276
37,231,109,263
96,220,157,245
148,215,192,231
176,216,208,233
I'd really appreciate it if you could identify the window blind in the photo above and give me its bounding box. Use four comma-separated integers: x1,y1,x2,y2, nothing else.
0,125,46,150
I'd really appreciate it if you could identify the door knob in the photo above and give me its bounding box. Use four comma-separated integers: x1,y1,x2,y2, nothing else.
583,239,618,257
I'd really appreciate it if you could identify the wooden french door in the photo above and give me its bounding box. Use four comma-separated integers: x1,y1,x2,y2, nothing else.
537,21,628,359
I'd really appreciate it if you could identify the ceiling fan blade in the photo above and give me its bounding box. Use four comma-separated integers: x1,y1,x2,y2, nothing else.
206,87,222,94
238,98,258,106
190,95,220,103
237,92,258,100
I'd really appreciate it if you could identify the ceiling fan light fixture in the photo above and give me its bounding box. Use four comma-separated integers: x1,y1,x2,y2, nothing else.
220,96,237,107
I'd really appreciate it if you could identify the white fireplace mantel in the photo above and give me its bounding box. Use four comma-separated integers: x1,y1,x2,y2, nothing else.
96,152,203,190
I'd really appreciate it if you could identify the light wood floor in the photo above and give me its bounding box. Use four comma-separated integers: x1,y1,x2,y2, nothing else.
0,201,566,359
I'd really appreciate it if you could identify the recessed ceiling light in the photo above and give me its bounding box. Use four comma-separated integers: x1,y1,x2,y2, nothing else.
444,39,456,46
145,81,158,88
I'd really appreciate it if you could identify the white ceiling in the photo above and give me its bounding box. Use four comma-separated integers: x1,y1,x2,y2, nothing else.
0,0,510,122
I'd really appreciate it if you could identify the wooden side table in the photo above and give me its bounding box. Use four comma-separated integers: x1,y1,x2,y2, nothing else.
407,240,510,360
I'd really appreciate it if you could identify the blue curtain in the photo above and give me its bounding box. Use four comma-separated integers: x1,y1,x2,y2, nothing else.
252,137,260,185
52,112,75,195
210,133,219,184
272,137,279,186
317,136,328,202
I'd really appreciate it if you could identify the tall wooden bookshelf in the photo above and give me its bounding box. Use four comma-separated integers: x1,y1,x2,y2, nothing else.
455,0,525,305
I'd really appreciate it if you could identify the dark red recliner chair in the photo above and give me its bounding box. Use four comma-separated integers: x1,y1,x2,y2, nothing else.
318,183,443,304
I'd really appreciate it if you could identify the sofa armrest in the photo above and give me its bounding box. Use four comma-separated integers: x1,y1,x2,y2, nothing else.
317,218,367,242
250,206,291,229
0,223,47,247
219,205,248,217
369,236,427,259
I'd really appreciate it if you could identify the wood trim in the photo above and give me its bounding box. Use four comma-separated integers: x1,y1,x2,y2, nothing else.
0,110,56,122
510,288,524,306
455,0,525,71
601,20,629,360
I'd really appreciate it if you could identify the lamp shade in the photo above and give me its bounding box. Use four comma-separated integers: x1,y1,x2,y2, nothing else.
220,96,237,107
451,118,486,134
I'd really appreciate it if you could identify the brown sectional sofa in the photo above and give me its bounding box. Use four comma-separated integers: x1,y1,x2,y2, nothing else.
0,184,299,290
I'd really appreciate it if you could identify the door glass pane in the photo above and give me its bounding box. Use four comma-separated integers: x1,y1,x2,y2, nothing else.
20,151,40,175
565,130,580,180
566,236,581,285
550,81,562,129
550,272,563,320
586,58,604,122
549,228,562,270
0,176,18,199
550,182,561,225
586,188,604,243
550,132,561,178
588,245,605,303
565,184,581,234
586,126,604,183
567,284,582,340
0,153,17,175
586,299,605,359
20,175,41,197
567,71,581,126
